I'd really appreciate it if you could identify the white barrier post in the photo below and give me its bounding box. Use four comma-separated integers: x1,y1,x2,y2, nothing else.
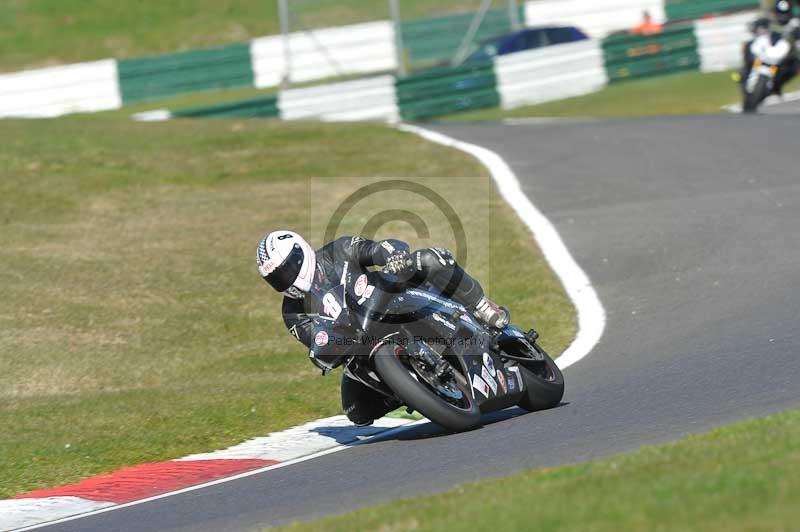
389,0,407,77
278,0,292,88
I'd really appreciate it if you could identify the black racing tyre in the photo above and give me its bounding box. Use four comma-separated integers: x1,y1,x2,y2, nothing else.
743,75,770,113
374,343,482,432
517,345,565,412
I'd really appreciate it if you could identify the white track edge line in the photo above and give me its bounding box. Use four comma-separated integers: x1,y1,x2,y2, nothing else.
397,123,606,370
14,419,426,531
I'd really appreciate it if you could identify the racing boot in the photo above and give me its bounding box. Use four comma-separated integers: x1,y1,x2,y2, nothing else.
473,296,510,330
348,397,401,427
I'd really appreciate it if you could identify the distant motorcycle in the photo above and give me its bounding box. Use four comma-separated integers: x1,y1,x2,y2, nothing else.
311,267,565,432
743,57,782,112
741,18,799,113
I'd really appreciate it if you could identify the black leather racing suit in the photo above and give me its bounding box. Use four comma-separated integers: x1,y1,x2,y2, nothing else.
282,236,486,424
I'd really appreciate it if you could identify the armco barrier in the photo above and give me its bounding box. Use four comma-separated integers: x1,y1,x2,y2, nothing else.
164,12,764,124
665,0,759,21
495,40,608,109
167,17,749,123
278,75,398,122
250,21,396,88
0,59,121,118
603,25,700,82
171,95,279,119
396,61,499,120
401,8,522,69
524,0,666,39
694,11,755,72
118,43,253,105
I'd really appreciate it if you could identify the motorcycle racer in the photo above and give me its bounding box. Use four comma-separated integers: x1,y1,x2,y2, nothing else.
741,0,800,96
256,230,509,425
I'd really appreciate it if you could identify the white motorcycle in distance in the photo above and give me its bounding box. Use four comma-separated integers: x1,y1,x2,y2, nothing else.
740,17,800,113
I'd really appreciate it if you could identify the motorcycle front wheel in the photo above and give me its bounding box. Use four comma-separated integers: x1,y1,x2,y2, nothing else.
743,75,770,113
374,343,482,432
516,344,565,412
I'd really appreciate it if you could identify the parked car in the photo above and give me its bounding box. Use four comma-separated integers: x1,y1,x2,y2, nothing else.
464,26,589,64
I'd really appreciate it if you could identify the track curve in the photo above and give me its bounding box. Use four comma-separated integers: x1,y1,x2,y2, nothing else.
38,115,800,531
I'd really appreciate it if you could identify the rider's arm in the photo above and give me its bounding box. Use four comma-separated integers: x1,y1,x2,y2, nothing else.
787,18,800,42
765,39,792,63
343,236,410,268
282,296,315,348
283,297,349,372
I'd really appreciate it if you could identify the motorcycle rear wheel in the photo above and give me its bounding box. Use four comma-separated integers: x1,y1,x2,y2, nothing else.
374,343,482,432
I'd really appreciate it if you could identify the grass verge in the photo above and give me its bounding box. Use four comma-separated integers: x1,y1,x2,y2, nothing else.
0,116,575,497
1,1,476,72
279,408,800,532
445,70,800,121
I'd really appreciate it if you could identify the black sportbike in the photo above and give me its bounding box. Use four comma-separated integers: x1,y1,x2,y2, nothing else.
311,268,565,432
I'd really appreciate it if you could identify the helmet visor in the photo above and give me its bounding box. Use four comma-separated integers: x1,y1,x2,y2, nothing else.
263,244,305,293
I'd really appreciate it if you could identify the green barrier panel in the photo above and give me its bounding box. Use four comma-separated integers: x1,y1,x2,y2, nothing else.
399,88,500,121
606,49,700,81
119,43,254,105
665,0,759,21
172,95,279,119
397,61,499,120
602,26,700,82
401,7,524,69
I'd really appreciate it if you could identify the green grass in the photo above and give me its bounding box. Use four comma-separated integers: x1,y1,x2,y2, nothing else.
280,408,800,532
0,116,575,497
0,0,475,72
115,86,280,117
446,70,800,121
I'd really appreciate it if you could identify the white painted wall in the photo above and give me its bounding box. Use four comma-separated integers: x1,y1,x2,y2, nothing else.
0,59,121,118
251,21,397,89
524,0,666,39
695,11,756,72
278,74,398,122
496,40,608,109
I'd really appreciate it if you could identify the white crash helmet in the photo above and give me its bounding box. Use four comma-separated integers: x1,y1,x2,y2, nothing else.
256,231,316,299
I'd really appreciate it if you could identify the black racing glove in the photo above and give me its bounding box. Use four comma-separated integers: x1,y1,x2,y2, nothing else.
383,250,414,275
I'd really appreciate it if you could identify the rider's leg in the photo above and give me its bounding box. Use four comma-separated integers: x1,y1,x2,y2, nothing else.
741,40,754,86
410,248,509,329
774,58,799,95
341,373,399,426
739,41,755,89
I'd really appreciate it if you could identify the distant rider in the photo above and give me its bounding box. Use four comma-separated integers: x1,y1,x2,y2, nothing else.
255,231,509,426
741,0,800,96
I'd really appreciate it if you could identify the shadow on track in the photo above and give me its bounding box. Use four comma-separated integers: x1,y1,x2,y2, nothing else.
358,403,571,444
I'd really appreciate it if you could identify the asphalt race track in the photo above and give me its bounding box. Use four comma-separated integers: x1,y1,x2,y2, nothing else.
42,115,800,531
763,95,800,114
